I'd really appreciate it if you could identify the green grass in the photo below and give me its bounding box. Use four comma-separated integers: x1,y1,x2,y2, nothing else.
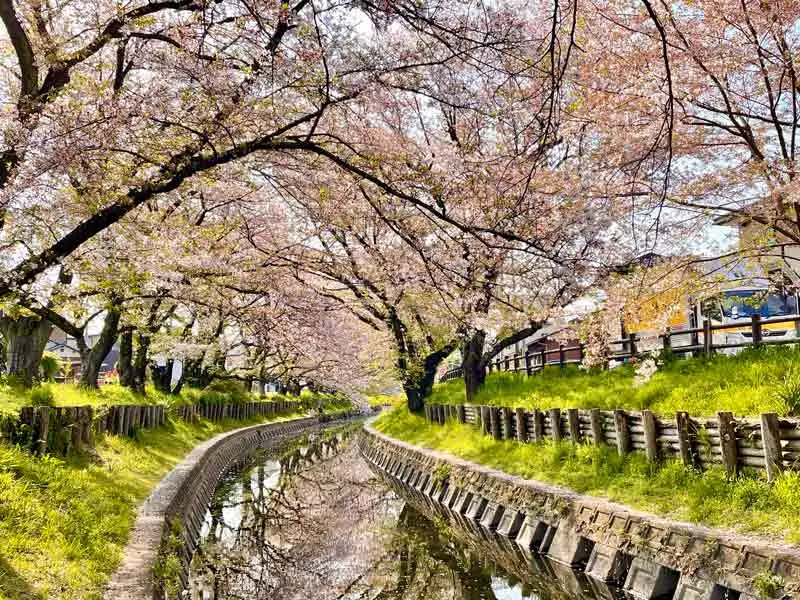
0,380,345,416
367,393,404,409
431,346,800,417
374,406,800,544
0,407,312,600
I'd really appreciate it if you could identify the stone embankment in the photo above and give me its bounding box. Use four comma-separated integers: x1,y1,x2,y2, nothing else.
105,411,357,600
360,424,800,600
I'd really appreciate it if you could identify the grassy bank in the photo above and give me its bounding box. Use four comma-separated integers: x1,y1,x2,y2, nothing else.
431,346,800,417
0,380,347,415
0,407,314,600
374,407,800,544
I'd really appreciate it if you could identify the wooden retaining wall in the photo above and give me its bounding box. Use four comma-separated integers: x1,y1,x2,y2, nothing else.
424,402,799,481
1,399,299,458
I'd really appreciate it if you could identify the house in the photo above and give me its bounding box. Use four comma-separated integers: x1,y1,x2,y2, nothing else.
46,328,119,382
714,210,800,284
493,320,582,370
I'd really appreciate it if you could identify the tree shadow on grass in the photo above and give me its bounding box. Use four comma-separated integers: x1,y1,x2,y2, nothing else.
0,555,44,600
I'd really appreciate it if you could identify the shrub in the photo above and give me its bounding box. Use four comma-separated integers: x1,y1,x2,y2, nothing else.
200,379,250,405
775,365,800,416
29,385,55,407
39,352,63,382
753,571,784,599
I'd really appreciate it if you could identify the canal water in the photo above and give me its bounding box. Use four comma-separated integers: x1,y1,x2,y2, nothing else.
188,423,629,600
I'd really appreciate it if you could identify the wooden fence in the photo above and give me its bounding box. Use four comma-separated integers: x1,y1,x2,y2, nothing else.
2,399,300,458
440,313,800,382
423,402,798,482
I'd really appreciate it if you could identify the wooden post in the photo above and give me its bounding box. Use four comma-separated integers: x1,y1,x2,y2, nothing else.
81,406,93,447
629,333,637,358
524,352,532,376
94,409,104,435
567,408,580,444
34,407,50,456
533,409,544,442
663,327,671,351
549,408,562,442
642,410,658,462
761,413,784,482
490,407,502,440
751,314,763,346
614,410,629,456
124,405,133,436
71,407,82,453
482,406,491,435
516,407,527,443
590,409,603,446
539,348,546,371
52,408,65,455
111,406,120,435
559,344,565,369
502,407,513,440
19,407,33,435
703,318,713,355
457,404,466,424
718,411,738,477
676,411,697,468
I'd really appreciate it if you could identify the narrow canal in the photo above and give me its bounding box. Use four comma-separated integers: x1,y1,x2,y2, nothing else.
188,423,628,599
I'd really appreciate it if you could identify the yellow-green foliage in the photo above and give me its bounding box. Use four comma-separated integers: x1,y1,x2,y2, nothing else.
0,409,305,600
374,406,800,543
0,382,176,415
0,381,344,416
430,346,800,416
367,393,404,409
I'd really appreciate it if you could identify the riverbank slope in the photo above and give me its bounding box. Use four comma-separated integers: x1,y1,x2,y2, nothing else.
0,408,312,600
374,407,800,544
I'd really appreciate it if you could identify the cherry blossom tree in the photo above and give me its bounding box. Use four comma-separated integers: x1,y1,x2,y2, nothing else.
0,0,557,299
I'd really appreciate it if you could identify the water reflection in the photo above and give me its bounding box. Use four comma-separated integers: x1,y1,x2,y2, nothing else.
188,429,627,600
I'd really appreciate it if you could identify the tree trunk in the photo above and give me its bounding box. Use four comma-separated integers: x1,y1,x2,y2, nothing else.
152,358,173,394
0,315,53,386
79,308,121,389
402,352,446,413
118,329,135,388
131,334,150,394
257,380,266,396
180,356,212,390
461,330,487,403
284,379,302,396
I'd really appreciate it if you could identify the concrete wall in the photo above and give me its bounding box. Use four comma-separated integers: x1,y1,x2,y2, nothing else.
360,425,800,599
104,413,356,600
